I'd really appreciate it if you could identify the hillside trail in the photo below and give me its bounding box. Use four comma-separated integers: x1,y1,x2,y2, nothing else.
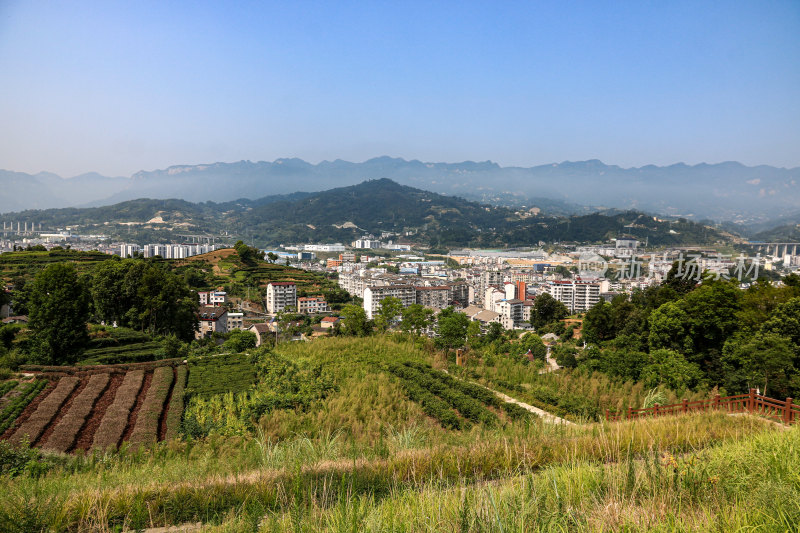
442,369,575,426
538,344,561,374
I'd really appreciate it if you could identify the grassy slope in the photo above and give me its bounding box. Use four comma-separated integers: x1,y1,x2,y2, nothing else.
1,337,796,531
0,413,785,531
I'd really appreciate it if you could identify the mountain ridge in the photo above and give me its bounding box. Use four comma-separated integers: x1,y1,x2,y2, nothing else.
1,178,737,249
2,158,799,224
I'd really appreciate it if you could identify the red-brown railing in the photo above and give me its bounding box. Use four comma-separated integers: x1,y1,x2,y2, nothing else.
606,389,798,425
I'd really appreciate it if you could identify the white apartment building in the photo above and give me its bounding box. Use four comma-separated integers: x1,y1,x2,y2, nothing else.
363,285,416,319
352,239,382,249
495,299,525,329
545,279,604,313
120,244,140,257
266,282,297,313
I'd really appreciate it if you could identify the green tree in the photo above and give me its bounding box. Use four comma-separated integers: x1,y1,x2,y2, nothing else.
648,301,690,353
722,332,795,397
466,320,482,348
680,281,741,375
485,322,504,343
340,304,371,336
530,293,569,329
517,332,547,361
434,307,469,350
9,276,30,316
400,304,434,336
234,240,264,266
582,300,613,343
223,330,258,353
640,349,703,391
761,297,800,349
92,259,198,341
374,296,403,332
27,263,90,365
552,344,578,368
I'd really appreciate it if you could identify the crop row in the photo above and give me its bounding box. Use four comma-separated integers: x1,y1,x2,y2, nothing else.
83,341,163,357
41,373,111,453
0,380,47,434
128,367,174,447
92,370,145,450
11,377,80,445
0,380,19,399
20,359,181,375
186,355,256,398
385,364,463,430
388,363,499,427
164,366,188,441
402,362,531,420
87,330,153,348
79,349,163,366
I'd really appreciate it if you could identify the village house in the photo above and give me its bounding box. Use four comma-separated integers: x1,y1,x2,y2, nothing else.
196,306,228,339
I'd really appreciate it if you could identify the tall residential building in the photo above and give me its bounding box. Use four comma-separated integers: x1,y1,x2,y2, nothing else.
545,280,603,313
414,286,452,309
363,285,416,319
120,244,140,257
266,282,297,314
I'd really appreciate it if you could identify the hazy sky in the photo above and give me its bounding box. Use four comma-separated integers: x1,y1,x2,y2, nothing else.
1,1,798,177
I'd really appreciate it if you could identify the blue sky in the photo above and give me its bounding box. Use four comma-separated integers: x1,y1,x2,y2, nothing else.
0,1,798,176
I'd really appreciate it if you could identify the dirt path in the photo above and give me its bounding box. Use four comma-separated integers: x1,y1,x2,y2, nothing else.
538,344,561,374
442,369,575,425
491,389,575,425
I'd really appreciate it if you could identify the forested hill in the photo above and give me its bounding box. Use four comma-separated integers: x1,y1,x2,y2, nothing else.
3,179,734,247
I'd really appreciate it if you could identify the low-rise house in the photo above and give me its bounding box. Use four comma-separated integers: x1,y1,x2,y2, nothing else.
297,296,330,314
226,312,244,331
248,323,272,347
320,316,341,329
196,306,228,339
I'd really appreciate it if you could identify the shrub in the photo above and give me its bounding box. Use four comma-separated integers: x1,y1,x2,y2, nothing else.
0,380,47,434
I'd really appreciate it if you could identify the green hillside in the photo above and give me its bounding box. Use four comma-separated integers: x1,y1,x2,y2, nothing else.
2,179,735,248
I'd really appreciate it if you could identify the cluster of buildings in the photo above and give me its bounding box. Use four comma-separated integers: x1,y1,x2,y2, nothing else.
328,240,683,330
119,243,219,259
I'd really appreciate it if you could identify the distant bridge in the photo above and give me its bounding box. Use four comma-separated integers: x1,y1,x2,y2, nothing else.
746,242,800,256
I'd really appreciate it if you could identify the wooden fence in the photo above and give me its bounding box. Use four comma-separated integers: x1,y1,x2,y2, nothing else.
606,389,798,425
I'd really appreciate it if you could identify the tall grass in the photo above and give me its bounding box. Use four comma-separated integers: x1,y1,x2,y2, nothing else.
218,422,800,533
0,413,779,530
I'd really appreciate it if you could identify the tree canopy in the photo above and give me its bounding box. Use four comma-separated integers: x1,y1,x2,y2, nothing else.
27,263,90,364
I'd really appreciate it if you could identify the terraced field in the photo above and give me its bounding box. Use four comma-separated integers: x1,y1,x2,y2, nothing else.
0,361,188,452
0,354,258,453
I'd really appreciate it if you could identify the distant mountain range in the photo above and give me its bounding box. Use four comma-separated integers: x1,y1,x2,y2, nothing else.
2,178,735,248
1,157,799,227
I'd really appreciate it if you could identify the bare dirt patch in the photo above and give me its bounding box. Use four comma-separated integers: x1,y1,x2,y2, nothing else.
73,372,124,451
